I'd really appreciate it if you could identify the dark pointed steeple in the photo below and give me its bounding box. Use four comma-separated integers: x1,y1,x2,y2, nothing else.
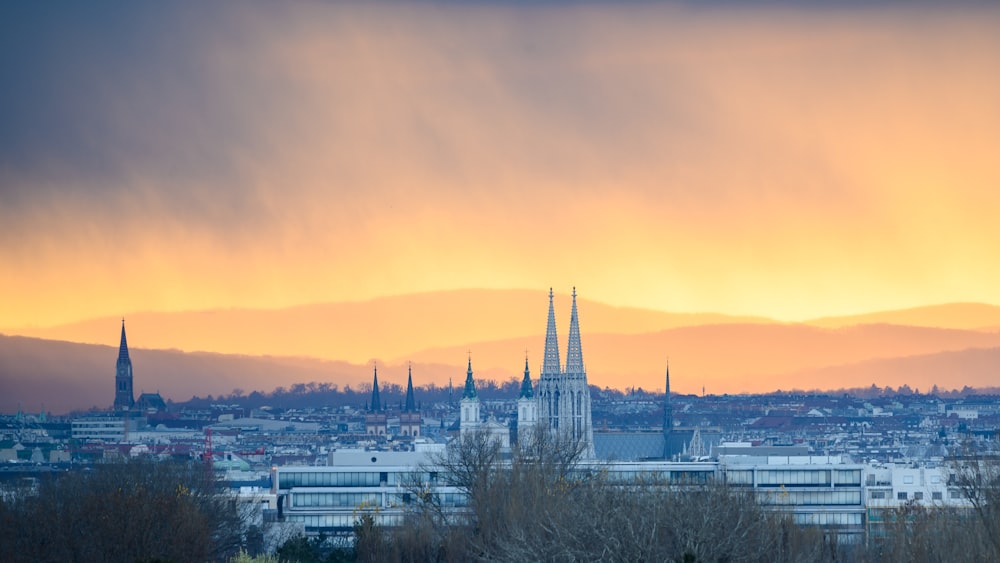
519,354,534,399
370,364,382,412
664,360,673,431
118,319,130,362
404,363,416,412
542,288,561,376
565,287,584,375
113,319,135,410
463,354,477,399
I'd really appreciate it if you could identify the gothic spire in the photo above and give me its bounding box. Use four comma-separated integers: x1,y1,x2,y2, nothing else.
565,287,584,375
463,354,478,399
542,288,561,376
665,359,671,398
664,360,674,432
519,353,534,399
118,318,130,362
370,364,382,412
405,363,416,412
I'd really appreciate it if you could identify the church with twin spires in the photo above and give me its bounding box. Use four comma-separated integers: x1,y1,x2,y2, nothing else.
460,288,596,458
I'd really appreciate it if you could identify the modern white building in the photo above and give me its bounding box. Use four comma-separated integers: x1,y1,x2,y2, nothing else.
71,415,145,442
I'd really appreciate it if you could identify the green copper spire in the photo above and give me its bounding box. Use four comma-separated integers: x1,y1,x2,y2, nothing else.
462,355,477,400
519,354,534,399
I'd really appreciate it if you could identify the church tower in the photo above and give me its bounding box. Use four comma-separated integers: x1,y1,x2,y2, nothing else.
365,365,387,436
537,289,561,430
663,361,675,459
563,288,595,457
459,356,480,437
400,364,421,437
517,354,538,442
536,288,595,458
113,319,135,410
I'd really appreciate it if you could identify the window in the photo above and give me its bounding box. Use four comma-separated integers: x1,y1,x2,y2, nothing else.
869,491,885,499
932,492,942,500
903,475,914,484
913,492,923,500
897,492,907,500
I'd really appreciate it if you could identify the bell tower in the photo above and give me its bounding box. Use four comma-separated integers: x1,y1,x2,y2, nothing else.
113,319,135,410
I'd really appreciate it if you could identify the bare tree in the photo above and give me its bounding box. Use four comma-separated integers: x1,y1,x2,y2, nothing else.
356,427,836,562
0,458,250,562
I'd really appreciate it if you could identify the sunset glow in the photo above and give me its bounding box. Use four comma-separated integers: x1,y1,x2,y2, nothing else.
2,3,1000,406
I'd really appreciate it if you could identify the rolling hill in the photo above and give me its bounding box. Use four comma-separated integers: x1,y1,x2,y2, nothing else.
1,289,771,364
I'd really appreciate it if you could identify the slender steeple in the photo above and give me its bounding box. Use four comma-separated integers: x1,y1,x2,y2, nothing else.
664,361,673,431
370,364,382,412
118,320,130,363
113,319,135,410
519,354,534,399
542,288,561,376
404,363,416,412
463,355,477,399
564,287,584,375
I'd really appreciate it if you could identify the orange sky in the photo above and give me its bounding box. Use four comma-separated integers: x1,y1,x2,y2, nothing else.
2,3,1000,331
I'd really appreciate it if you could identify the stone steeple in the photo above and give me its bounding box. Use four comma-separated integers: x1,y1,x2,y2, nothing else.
564,287,584,376
113,319,135,410
370,364,382,412
400,362,421,437
404,363,416,412
365,364,387,436
663,361,673,432
541,288,561,377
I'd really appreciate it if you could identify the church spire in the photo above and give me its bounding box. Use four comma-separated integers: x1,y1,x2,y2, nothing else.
664,360,673,431
565,287,584,375
118,318,130,362
542,288,561,376
404,363,416,412
519,353,534,399
463,354,478,399
370,364,382,412
113,319,135,410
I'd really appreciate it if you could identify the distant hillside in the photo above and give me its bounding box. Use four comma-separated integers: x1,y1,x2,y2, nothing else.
0,335,368,414
6,316,1000,414
400,323,1000,395
1,289,772,363
777,347,1000,394
806,302,1000,331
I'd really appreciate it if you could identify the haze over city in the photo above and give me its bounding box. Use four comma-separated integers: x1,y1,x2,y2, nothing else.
2,2,1000,413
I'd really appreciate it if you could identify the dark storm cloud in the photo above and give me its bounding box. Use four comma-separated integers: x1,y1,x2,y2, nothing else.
0,3,262,197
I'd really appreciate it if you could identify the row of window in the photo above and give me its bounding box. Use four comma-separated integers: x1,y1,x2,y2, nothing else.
758,490,862,506
290,492,382,508
754,469,861,487
869,490,953,501
792,512,863,526
280,471,381,489
598,470,713,483
288,489,470,510
287,513,404,530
